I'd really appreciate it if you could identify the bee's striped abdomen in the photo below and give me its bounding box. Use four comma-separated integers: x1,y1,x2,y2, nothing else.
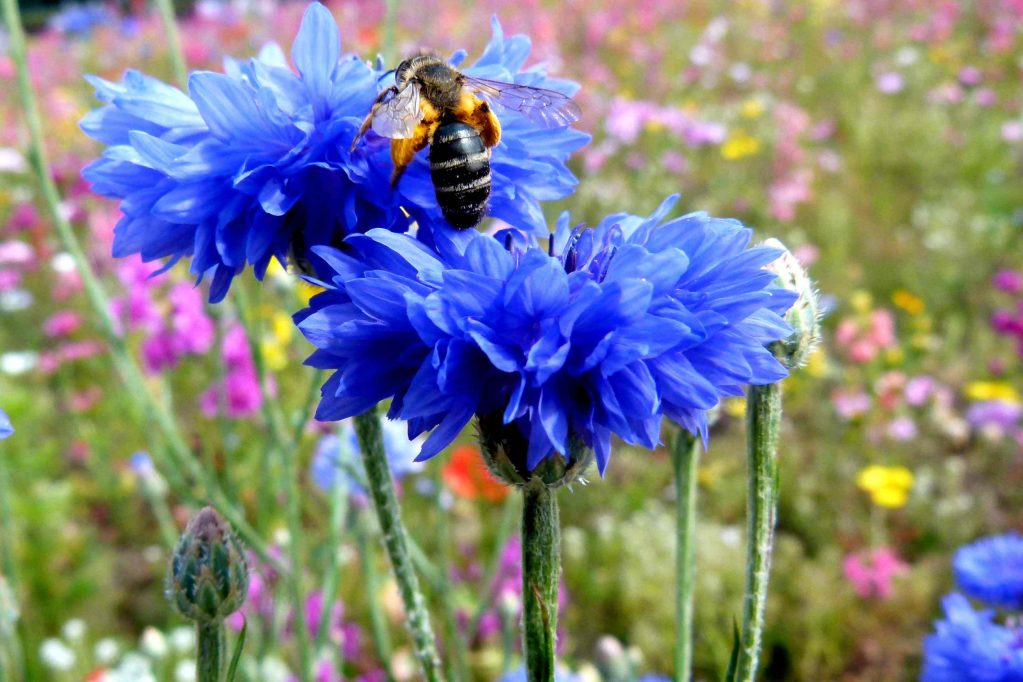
429,121,490,230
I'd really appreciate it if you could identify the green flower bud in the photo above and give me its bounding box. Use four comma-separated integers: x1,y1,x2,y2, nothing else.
763,238,822,370
166,507,248,623
477,412,593,489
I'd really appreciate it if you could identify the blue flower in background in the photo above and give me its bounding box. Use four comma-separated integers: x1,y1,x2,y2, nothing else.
0,409,12,440
497,666,579,682
310,419,423,499
82,3,586,301
953,532,1023,609
296,195,795,473
921,593,1023,682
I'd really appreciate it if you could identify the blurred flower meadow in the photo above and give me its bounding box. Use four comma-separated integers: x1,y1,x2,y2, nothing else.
0,0,1022,680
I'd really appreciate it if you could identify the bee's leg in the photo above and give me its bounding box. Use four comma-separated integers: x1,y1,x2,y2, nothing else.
473,100,502,148
350,85,397,152
389,122,434,187
456,94,502,148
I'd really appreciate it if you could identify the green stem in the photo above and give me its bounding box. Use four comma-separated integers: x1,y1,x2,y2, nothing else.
315,428,350,653
354,411,445,682
229,287,311,682
0,0,281,575
521,480,560,682
735,382,783,682
672,430,699,682
434,472,469,682
197,621,225,682
356,516,395,682
467,493,518,641
153,0,189,89
0,448,26,681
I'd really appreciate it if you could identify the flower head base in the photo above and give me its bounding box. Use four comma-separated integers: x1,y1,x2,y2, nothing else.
479,411,592,488
166,507,248,623
296,195,796,474
81,4,586,300
953,533,1023,610
762,238,821,369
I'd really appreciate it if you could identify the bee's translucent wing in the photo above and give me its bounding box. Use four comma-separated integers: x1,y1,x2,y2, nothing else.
464,76,581,129
371,82,422,139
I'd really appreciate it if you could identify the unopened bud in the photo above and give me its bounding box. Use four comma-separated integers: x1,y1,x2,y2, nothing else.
478,413,592,489
764,238,822,369
166,507,248,623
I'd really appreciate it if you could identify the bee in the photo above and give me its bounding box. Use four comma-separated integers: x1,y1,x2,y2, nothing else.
351,53,581,230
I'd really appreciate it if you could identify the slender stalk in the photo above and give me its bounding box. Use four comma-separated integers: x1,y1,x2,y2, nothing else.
356,515,395,682
197,621,225,682
0,449,26,681
735,383,783,682
315,428,350,652
0,0,281,574
434,473,469,682
152,0,189,89
467,493,519,641
521,480,560,682
279,445,311,682
354,411,445,682
672,430,699,682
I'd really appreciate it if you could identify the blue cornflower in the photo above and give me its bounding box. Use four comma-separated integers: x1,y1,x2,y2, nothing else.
295,195,796,474
921,593,1023,682
310,419,423,498
953,532,1023,609
0,409,12,440
498,666,579,682
81,4,586,301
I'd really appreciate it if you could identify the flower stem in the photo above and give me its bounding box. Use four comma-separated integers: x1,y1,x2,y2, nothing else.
316,427,349,652
672,430,699,682
354,411,445,682
0,0,282,575
736,382,783,682
467,493,519,641
355,514,395,681
522,480,560,682
196,621,225,682
152,0,188,89
229,286,311,682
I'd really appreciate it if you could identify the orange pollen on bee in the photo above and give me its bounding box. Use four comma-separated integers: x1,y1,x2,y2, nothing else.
452,91,502,148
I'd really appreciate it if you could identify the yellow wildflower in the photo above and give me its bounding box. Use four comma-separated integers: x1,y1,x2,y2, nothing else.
805,348,827,378
857,465,913,509
270,312,294,345
892,290,925,316
260,340,288,372
884,346,904,365
721,130,761,160
740,98,765,119
296,280,325,305
849,290,872,314
965,382,1020,404
724,397,747,418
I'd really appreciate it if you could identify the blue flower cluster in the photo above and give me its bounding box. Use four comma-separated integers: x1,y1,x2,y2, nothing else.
923,533,1023,681
310,419,422,499
82,3,586,301
921,594,1023,682
953,532,1023,610
0,408,12,440
295,196,796,473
